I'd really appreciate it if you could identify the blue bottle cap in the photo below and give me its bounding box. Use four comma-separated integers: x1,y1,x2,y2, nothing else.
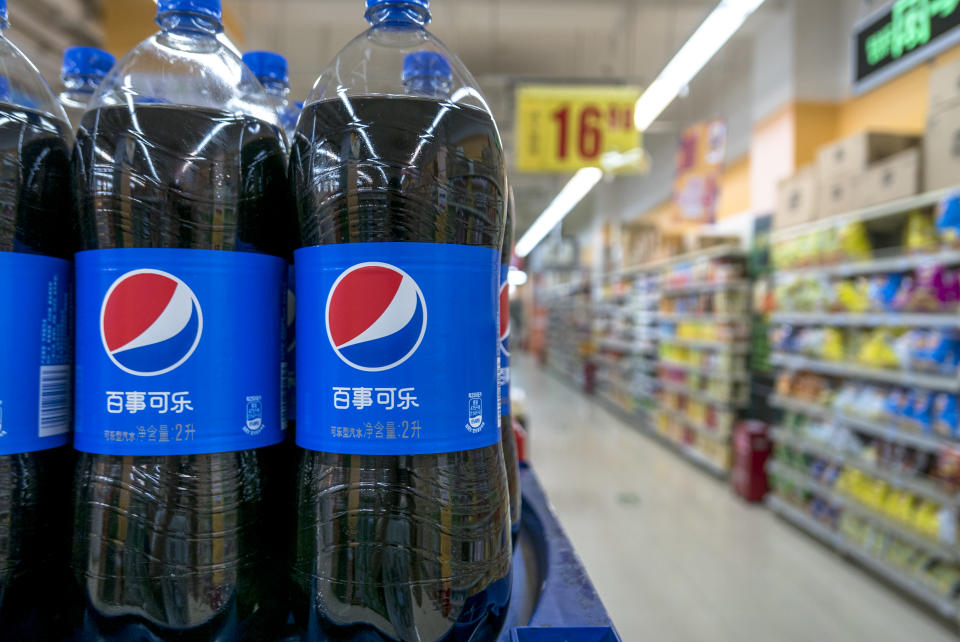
157,0,221,21
61,47,115,81
242,51,288,85
366,0,429,9
0,76,9,101
402,51,451,84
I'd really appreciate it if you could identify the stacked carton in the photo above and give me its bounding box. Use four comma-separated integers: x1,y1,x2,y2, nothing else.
926,58,960,191
816,132,920,216
773,132,920,230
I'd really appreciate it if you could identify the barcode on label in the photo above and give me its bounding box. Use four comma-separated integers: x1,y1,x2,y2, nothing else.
38,365,70,437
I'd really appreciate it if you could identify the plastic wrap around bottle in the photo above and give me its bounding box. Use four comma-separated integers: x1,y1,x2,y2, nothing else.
289,1,512,639
59,46,114,131
501,187,521,542
0,1,77,638
70,0,291,638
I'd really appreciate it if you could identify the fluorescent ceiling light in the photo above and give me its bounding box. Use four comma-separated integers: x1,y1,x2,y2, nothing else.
515,167,603,258
507,268,528,287
634,0,765,131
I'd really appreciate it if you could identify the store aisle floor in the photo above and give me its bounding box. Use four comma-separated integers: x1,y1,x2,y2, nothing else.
512,352,957,642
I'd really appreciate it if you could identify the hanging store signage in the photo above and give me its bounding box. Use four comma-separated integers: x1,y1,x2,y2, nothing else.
854,0,960,93
515,85,641,173
673,118,727,225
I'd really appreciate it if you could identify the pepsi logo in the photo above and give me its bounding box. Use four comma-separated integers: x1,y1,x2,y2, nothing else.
100,269,203,376
499,281,510,357
326,262,427,372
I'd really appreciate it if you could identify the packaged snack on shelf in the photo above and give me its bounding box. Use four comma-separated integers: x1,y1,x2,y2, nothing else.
884,489,915,524
916,329,960,375
932,393,958,440
859,328,902,369
897,265,960,312
867,273,904,311
934,446,960,491
904,209,939,254
935,194,960,247
822,327,846,361
833,277,871,312
836,221,874,263
904,390,936,435
913,500,942,540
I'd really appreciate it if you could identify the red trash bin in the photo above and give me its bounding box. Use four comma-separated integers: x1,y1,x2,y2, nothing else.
732,420,771,502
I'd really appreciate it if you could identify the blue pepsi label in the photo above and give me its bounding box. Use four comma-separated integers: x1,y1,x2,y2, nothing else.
74,249,286,455
295,242,500,455
284,263,296,426
499,264,510,417
0,253,72,454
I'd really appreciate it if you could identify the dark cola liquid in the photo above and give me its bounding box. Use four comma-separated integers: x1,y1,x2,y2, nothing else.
290,96,511,641
72,105,290,640
0,103,77,641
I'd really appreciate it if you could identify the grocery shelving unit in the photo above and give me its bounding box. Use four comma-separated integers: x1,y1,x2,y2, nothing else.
653,246,753,477
538,244,756,479
767,187,960,624
590,264,660,422
543,281,592,389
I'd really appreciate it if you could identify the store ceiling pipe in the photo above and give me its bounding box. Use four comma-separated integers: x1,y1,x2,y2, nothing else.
515,167,603,258
634,0,765,131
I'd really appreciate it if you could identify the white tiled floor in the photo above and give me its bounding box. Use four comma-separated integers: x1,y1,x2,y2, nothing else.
513,352,958,642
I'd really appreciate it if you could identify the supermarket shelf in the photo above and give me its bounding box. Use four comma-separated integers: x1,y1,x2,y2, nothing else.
596,374,657,400
659,379,746,408
661,279,751,296
768,462,959,561
658,407,731,444
656,311,747,323
771,186,959,242
604,244,744,278
592,354,658,374
767,494,843,549
660,337,750,353
770,394,954,453
766,495,960,621
774,248,960,279
770,352,960,392
658,359,750,381
771,428,955,506
595,337,655,353
771,311,960,328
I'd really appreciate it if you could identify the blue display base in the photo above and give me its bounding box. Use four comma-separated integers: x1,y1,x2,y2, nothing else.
498,465,621,641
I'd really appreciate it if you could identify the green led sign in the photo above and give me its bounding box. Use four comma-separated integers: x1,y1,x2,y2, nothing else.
855,0,960,91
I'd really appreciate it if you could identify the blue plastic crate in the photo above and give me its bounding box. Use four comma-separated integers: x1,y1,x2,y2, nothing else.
497,466,621,640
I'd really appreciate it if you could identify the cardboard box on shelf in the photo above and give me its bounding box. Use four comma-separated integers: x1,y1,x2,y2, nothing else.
817,132,919,179
859,147,921,208
819,173,861,218
924,102,960,192
773,167,818,229
620,223,659,267
929,57,960,115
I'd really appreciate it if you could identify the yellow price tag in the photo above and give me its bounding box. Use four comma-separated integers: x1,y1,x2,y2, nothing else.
515,85,641,173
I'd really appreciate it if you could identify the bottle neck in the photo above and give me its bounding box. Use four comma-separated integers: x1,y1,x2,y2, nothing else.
365,5,429,28
157,12,222,36
260,79,288,100
63,75,102,93
404,76,451,98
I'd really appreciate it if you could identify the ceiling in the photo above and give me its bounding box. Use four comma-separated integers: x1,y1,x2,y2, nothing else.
231,0,728,238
